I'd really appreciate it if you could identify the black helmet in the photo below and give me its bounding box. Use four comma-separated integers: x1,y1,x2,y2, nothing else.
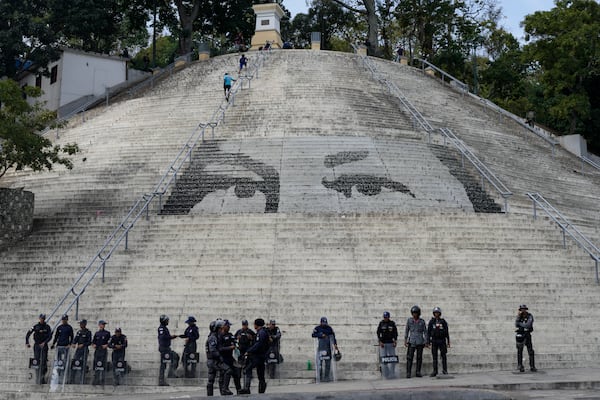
61,314,69,321
519,304,528,311
432,307,442,315
185,316,196,324
410,305,421,315
209,320,217,332
215,320,225,329
383,311,390,318
159,315,169,325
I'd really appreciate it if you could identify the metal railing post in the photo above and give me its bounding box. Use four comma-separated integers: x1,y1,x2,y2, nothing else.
75,297,79,321
561,228,566,248
125,231,129,250
595,258,599,284
101,261,106,283
532,199,537,220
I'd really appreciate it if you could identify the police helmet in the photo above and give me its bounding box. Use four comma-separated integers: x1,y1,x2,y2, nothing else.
519,304,528,311
61,314,68,321
215,320,225,330
115,327,122,333
241,319,249,326
255,318,265,327
269,319,276,325
320,317,328,324
185,316,197,324
334,349,342,361
79,319,87,325
432,307,442,315
410,305,421,315
159,314,169,325
39,313,46,320
209,320,217,332
223,319,231,327
383,311,390,318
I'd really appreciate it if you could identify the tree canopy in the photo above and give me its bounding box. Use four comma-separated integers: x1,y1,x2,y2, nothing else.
0,80,79,180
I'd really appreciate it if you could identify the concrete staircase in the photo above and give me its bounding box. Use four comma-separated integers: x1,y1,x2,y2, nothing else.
1,50,600,398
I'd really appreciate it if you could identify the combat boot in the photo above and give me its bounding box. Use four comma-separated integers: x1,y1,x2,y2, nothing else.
258,381,267,393
206,384,214,396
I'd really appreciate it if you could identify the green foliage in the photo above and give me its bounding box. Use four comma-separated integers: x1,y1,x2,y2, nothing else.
0,80,79,180
131,36,179,69
523,0,600,147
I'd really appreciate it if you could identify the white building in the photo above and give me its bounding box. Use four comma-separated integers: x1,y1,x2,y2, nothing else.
19,48,130,117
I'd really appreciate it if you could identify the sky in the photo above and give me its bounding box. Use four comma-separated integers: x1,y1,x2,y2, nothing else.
283,0,557,41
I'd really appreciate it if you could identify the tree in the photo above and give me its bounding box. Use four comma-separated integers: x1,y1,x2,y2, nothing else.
523,0,600,143
309,0,359,51
0,80,79,180
327,0,378,55
0,0,61,79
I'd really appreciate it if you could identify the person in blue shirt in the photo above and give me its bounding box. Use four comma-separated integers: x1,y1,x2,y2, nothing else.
91,320,111,385
312,317,338,382
223,73,236,100
239,54,248,74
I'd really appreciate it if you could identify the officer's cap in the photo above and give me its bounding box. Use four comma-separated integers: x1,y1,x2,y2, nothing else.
61,314,68,320
223,319,231,326
79,319,87,325
98,320,107,325
255,318,265,327
115,327,122,333
320,317,328,324
39,313,46,319
269,319,276,325
519,304,528,311
185,316,197,324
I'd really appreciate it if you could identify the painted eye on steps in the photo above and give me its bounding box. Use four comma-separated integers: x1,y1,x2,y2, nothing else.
321,174,415,198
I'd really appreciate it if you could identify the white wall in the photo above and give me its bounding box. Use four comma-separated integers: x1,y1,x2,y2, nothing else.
60,50,126,107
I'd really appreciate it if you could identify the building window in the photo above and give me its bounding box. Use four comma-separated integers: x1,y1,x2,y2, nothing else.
35,75,42,88
50,65,58,84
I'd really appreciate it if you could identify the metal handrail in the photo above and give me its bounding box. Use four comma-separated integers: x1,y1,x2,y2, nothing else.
45,50,271,330
581,155,600,173
413,58,469,93
527,192,600,284
440,127,513,212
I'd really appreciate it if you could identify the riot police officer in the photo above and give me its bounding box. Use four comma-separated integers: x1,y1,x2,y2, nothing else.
239,318,269,394
235,320,255,361
266,320,282,379
71,319,92,384
51,314,73,383
108,327,128,385
91,320,110,385
219,320,241,394
515,304,537,372
404,305,428,378
180,316,200,378
312,317,338,382
377,311,398,379
25,313,52,383
427,307,450,377
206,320,229,396
158,314,178,386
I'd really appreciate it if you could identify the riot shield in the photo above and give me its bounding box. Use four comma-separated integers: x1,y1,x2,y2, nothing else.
92,348,107,386
113,359,127,386
266,341,280,379
49,346,71,392
183,352,199,378
159,350,173,385
378,343,399,379
28,354,44,385
70,346,89,384
314,337,336,383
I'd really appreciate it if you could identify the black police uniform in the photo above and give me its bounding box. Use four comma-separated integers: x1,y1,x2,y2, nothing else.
235,326,255,360
218,329,240,394
51,321,74,382
92,328,110,385
158,323,176,385
108,333,128,385
241,325,269,394
25,321,52,381
206,328,228,396
427,317,450,376
515,312,536,372
71,325,92,383
181,324,200,378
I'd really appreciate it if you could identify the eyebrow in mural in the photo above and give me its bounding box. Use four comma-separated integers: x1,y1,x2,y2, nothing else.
162,141,280,213
322,151,415,199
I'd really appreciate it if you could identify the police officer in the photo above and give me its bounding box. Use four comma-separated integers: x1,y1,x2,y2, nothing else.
25,313,52,383
206,320,228,396
427,307,450,377
235,320,256,361
239,318,269,394
51,314,74,383
180,316,200,378
515,304,537,372
218,320,241,394
377,311,398,379
91,320,110,385
71,319,92,384
266,320,282,379
108,327,128,385
158,315,178,386
404,305,428,378
311,317,338,382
